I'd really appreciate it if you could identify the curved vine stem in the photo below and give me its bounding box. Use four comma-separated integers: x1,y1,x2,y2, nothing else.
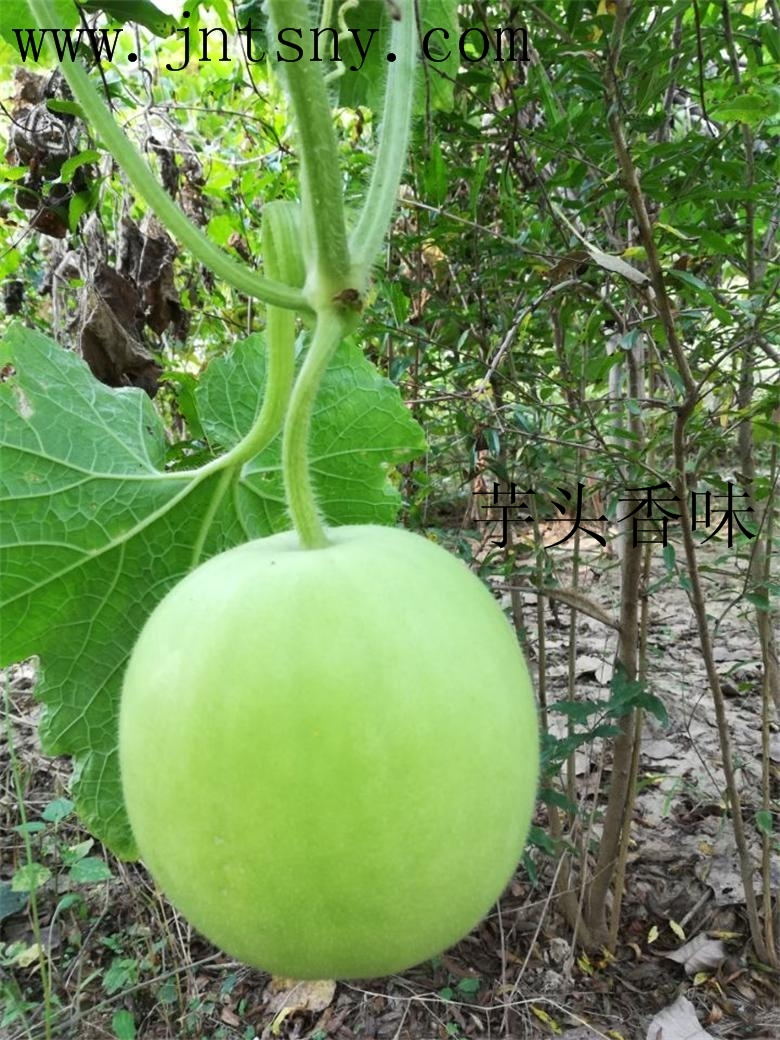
266,0,351,299
28,0,420,557
185,202,301,567
27,0,309,314
267,0,419,549
282,309,348,549
188,201,301,563
349,0,418,270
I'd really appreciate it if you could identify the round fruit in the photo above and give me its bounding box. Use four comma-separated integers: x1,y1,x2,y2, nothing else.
119,524,539,979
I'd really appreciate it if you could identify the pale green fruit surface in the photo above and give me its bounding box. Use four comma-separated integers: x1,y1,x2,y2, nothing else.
119,524,539,979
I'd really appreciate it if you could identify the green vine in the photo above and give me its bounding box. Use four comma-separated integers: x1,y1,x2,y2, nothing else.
189,201,302,565
27,0,421,552
282,308,350,549
349,3,418,269
266,0,352,305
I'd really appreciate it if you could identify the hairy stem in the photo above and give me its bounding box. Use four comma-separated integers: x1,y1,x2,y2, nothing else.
189,203,302,564
283,310,348,549
266,0,350,298
350,0,419,270
205,205,302,472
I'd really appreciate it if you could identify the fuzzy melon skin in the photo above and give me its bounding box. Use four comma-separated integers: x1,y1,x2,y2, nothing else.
119,524,539,979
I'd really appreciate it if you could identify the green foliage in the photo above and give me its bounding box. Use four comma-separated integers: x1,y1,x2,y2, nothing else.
336,0,459,113
111,1009,137,1040
234,0,459,112
608,667,668,726
2,0,175,39
1,0,76,45
543,667,667,776
196,334,425,533
80,0,176,36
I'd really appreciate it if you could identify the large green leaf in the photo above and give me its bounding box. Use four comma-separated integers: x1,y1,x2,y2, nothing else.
2,0,174,52
0,324,425,857
1,0,77,47
196,334,425,535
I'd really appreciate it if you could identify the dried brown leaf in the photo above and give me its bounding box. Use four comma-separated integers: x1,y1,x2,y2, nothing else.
646,995,715,1040
665,934,726,975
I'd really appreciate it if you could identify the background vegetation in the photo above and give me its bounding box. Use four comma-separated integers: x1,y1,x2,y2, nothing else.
1,1,778,1037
